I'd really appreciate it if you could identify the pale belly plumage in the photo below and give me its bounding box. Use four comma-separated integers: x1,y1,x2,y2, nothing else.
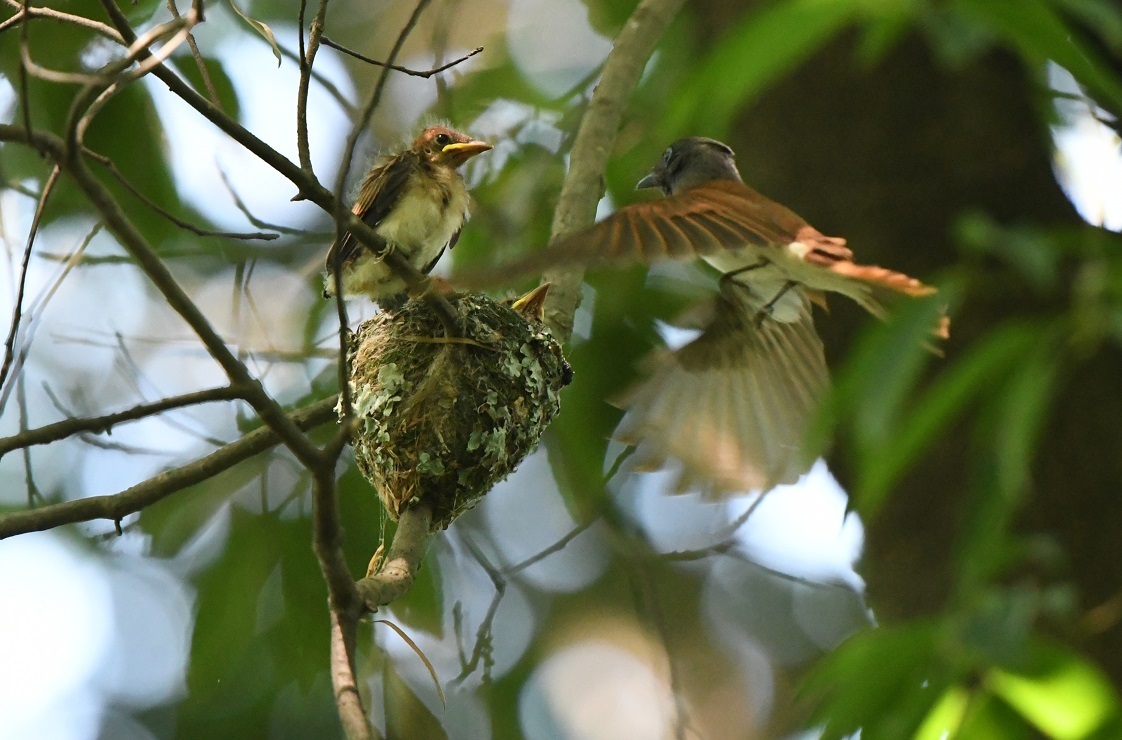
337,177,469,298
702,242,872,322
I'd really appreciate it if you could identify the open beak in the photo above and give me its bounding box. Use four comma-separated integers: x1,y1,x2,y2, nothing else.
510,282,551,321
442,140,493,167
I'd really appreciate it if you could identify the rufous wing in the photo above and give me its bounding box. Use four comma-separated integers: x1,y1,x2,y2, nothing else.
455,181,812,288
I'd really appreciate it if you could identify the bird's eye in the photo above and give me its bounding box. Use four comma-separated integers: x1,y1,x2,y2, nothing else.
661,147,673,164
435,133,452,147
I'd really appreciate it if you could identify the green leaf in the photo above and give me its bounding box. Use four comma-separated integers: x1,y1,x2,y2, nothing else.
853,317,1039,516
915,685,969,740
176,56,242,121
229,0,282,67
666,0,857,136
988,641,1120,739
1051,0,1122,51
803,623,941,739
956,690,1037,739
953,0,1122,114
991,334,1060,500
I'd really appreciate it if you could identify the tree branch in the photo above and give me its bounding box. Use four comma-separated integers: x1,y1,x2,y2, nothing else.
0,165,59,408
0,124,326,468
0,396,338,540
321,37,483,78
355,502,434,612
541,0,687,340
0,385,244,459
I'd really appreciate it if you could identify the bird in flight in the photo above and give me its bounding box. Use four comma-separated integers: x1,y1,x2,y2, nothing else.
458,136,944,495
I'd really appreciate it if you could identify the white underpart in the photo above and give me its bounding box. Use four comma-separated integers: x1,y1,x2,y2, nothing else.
343,175,469,296
702,243,872,322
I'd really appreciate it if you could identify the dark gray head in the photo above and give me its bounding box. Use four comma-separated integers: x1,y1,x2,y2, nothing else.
635,137,742,195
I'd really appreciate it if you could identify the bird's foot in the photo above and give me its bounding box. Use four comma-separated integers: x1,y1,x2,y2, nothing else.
753,280,797,327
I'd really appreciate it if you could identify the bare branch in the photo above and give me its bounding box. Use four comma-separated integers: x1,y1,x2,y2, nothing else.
321,37,483,79
166,0,222,109
503,518,596,575
0,165,60,409
297,0,330,175
0,396,338,540
0,124,323,467
83,148,278,240
0,385,244,459
330,610,374,740
0,0,123,42
542,0,687,340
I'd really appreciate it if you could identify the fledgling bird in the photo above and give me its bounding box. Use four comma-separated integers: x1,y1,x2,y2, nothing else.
457,137,944,495
324,126,492,302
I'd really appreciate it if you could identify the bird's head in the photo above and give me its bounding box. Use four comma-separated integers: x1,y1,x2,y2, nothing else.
636,137,742,195
414,126,493,168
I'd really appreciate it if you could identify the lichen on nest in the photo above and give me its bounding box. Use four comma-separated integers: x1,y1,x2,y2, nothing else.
341,291,571,530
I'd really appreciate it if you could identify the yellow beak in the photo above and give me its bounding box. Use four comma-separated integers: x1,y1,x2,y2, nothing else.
441,140,493,166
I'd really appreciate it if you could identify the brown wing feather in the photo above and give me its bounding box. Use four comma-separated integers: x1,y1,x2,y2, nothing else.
456,181,808,288
613,284,829,496
325,151,421,270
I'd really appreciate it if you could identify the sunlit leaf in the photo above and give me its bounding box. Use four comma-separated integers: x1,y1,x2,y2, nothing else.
956,691,1036,739
228,0,282,66
915,684,969,740
988,641,1120,739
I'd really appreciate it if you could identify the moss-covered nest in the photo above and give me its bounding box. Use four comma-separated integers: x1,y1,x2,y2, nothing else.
342,292,571,530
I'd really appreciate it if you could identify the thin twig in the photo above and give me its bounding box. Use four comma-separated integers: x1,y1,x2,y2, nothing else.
503,518,596,575
1,0,123,42
0,222,101,413
0,124,323,468
321,36,483,79
83,148,278,240
296,0,330,175
167,0,222,109
0,385,244,459
0,396,338,540
216,166,308,235
0,165,60,411
451,536,505,685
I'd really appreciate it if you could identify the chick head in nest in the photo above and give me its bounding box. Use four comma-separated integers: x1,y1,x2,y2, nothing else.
342,286,571,530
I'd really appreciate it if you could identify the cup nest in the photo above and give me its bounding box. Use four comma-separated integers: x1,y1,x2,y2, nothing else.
341,292,571,530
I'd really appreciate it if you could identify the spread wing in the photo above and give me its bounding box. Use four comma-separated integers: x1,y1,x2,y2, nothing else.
614,282,829,496
325,151,421,270
457,181,834,287
456,180,937,304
